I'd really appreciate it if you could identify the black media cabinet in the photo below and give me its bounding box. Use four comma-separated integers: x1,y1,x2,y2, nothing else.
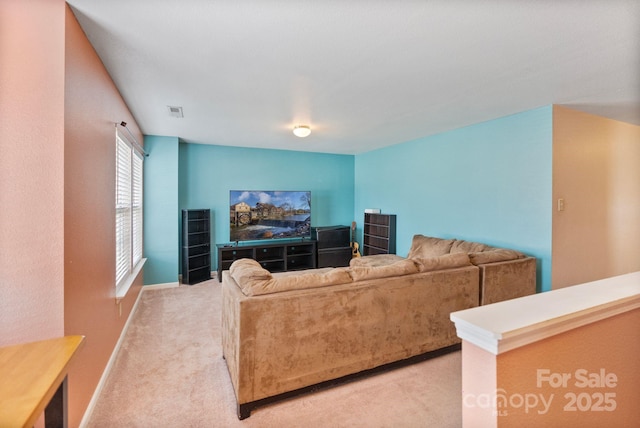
312,225,352,268
216,240,316,282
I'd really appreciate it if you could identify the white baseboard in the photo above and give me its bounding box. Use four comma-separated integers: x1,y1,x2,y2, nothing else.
143,281,180,290
178,272,217,285
79,284,157,427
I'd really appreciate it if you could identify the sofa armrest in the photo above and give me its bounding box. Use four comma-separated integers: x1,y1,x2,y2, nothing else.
221,271,254,406
478,257,536,305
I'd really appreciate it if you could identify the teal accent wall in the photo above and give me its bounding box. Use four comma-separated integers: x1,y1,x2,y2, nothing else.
355,106,553,291
143,107,553,290
143,135,180,285
178,143,355,271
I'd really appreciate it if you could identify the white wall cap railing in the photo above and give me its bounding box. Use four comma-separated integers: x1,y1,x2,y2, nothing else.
450,271,640,355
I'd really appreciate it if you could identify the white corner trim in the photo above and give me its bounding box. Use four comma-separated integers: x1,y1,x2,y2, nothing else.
451,271,640,355
143,282,180,290
450,318,502,355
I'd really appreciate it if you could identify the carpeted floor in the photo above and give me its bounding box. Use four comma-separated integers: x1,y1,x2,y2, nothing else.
87,280,462,427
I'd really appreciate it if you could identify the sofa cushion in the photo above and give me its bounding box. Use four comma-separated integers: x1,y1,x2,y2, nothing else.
349,254,405,268
258,268,352,295
229,258,352,296
349,259,419,282
406,235,455,259
469,249,524,265
412,252,472,272
229,258,273,285
450,240,490,254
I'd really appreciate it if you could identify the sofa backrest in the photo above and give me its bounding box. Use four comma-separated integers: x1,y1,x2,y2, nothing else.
229,253,474,297
229,258,352,296
407,234,526,266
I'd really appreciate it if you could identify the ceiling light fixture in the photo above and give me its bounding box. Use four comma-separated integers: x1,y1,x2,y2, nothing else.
293,125,311,138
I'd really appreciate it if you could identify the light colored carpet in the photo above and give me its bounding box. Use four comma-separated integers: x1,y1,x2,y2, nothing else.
87,280,462,427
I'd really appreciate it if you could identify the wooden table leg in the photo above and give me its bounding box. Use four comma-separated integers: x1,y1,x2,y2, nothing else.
44,375,67,428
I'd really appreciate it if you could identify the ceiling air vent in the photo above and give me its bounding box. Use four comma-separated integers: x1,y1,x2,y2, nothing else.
167,105,184,118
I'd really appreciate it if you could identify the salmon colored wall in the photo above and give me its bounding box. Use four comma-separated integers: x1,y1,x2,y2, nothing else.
552,106,640,289
461,308,640,427
497,308,640,427
64,6,145,426
0,1,65,344
462,342,497,428
0,2,138,425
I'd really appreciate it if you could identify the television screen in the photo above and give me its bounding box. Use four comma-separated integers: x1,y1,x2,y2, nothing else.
230,190,311,242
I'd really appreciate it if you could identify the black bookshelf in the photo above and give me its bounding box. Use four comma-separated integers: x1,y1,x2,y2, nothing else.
182,209,211,284
363,213,396,256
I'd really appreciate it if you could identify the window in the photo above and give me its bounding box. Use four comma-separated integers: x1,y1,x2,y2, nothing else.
115,130,144,296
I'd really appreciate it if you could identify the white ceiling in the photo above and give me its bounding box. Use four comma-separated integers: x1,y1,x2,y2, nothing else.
67,0,640,155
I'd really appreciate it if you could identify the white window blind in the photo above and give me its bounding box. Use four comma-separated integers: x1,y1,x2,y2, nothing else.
115,130,144,292
132,152,143,265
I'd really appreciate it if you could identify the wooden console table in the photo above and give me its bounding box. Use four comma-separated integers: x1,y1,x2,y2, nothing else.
0,335,85,428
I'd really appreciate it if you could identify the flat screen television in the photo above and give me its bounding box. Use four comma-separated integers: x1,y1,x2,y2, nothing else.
229,190,311,242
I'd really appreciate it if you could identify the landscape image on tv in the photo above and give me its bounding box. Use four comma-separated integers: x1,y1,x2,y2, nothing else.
229,190,311,242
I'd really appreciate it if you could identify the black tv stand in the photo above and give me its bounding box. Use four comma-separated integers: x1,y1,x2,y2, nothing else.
216,240,317,282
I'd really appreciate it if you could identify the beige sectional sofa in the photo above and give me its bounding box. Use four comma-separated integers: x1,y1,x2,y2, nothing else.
221,235,536,419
